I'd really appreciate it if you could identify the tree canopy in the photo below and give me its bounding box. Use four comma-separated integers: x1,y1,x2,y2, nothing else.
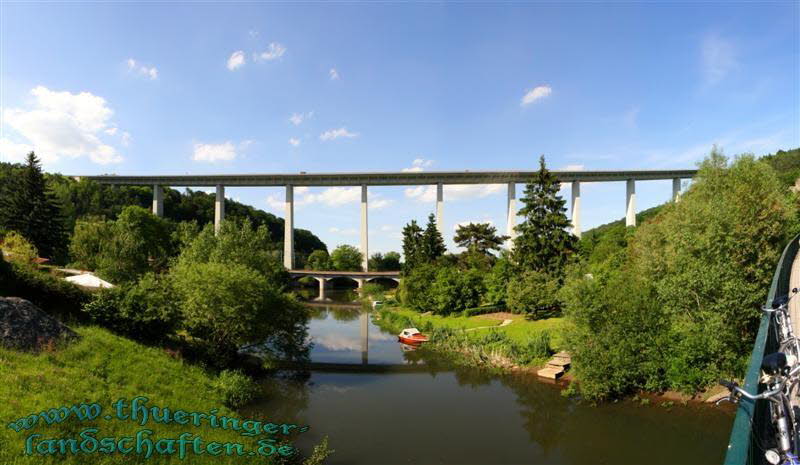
454,222,509,257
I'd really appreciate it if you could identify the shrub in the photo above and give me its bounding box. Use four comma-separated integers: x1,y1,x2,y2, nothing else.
398,262,438,310
0,262,89,321
82,273,180,343
483,256,513,306
0,231,38,266
214,369,260,409
429,267,484,315
361,282,386,299
306,249,332,270
506,270,561,318
171,261,308,362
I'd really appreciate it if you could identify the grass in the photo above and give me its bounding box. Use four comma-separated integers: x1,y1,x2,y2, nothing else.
0,326,326,464
376,307,565,369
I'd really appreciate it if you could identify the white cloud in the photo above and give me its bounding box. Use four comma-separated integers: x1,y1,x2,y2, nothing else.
0,139,33,163
702,33,737,85
265,186,391,211
289,111,313,126
404,184,504,202
121,132,132,147
521,85,552,106
329,227,357,235
320,127,358,141
248,30,259,39
227,51,246,71
126,58,158,80
288,137,301,147
329,68,340,80
1,86,125,164
255,42,286,61
380,225,393,232
192,142,237,162
402,158,434,172
560,164,585,171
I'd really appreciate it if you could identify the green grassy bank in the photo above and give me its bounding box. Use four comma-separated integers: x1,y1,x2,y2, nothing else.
374,306,565,370
0,326,328,464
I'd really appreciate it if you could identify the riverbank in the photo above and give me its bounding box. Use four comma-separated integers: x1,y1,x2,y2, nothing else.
374,305,565,372
0,325,330,464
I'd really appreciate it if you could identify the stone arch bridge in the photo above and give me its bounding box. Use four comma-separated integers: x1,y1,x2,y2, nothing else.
288,270,400,298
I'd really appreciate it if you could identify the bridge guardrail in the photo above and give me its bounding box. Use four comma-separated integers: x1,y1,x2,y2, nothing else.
724,233,800,465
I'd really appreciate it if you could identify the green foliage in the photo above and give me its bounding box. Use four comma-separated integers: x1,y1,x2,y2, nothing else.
483,255,513,306
563,149,798,400
511,155,578,279
368,251,401,271
429,267,485,315
213,369,260,409
171,261,306,362
0,231,38,267
330,244,363,271
453,222,509,257
306,249,332,270
462,305,504,317
761,147,800,188
0,152,66,260
70,206,173,284
422,213,447,262
0,263,89,321
506,270,562,319
82,273,179,343
176,218,288,286
398,262,438,310
361,282,386,299
304,437,334,465
401,219,425,271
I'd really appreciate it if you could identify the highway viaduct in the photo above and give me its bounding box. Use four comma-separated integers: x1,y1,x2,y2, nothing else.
76,169,697,271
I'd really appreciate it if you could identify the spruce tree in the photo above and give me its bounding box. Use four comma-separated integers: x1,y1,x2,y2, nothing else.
511,155,577,278
0,152,66,258
421,213,446,261
401,219,424,272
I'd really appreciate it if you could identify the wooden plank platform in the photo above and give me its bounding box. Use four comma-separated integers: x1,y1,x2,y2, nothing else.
537,366,564,379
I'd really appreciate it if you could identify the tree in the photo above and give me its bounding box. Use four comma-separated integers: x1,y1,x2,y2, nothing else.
176,217,287,286
511,155,578,279
0,152,66,259
369,251,402,271
429,266,485,315
401,220,424,271
454,222,509,257
307,250,332,270
330,244,363,271
484,254,514,306
69,216,113,272
421,213,446,262
98,206,172,283
506,270,561,318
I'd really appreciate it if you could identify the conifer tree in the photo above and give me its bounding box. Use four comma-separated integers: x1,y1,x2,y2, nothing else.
0,152,66,258
401,220,424,272
421,213,446,261
511,155,577,278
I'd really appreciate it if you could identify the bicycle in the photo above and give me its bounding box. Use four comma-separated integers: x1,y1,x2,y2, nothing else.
764,288,800,360
720,353,800,465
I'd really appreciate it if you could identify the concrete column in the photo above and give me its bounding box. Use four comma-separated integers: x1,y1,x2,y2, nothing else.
571,181,581,238
356,278,365,290
316,277,326,301
361,185,369,272
506,182,516,245
214,184,225,235
672,178,681,203
152,184,163,217
284,185,294,269
436,182,444,234
360,310,369,365
626,179,636,227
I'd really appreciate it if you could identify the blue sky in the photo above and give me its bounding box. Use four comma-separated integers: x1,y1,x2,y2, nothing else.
1,2,798,254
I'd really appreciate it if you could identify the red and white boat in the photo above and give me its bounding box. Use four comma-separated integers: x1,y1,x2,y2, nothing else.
398,328,429,345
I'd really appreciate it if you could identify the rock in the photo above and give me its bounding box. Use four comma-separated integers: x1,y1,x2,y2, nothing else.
0,297,78,352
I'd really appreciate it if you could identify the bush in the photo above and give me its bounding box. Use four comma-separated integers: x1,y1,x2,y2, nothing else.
483,256,513,306
306,249,332,270
506,270,561,318
0,231,38,266
462,305,503,317
429,267,484,315
330,244,363,271
398,262,438,310
361,282,386,299
171,261,308,362
0,262,89,321
214,369,260,409
82,273,179,343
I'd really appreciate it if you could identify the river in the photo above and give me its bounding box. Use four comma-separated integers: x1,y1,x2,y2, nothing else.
246,289,734,465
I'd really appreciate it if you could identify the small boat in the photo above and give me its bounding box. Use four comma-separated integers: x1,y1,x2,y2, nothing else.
398,328,428,345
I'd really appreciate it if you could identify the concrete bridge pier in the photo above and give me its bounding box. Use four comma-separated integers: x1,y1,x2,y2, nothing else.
361,185,369,272
314,277,330,300
355,278,366,291
672,178,682,202
507,182,516,247
284,185,294,269
571,181,581,238
215,184,225,235
626,179,636,227
152,184,163,217
436,182,444,235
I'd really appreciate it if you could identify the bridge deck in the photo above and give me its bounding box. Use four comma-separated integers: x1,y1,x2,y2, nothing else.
289,270,400,278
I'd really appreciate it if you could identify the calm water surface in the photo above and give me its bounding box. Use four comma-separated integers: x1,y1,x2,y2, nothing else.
248,288,734,465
